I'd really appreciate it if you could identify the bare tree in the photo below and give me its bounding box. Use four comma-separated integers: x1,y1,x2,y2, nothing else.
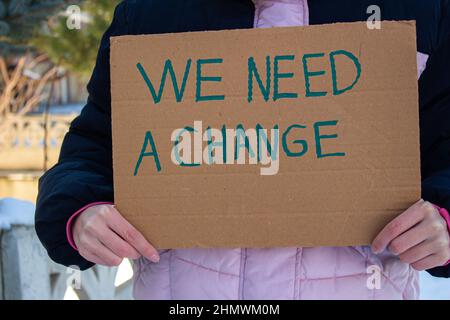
0,54,58,148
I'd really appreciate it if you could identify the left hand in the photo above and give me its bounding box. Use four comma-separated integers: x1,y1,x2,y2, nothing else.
372,199,450,271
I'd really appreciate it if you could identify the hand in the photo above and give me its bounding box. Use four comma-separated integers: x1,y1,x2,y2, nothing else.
72,204,160,266
372,199,450,271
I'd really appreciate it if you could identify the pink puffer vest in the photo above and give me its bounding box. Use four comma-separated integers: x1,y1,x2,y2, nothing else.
133,0,428,300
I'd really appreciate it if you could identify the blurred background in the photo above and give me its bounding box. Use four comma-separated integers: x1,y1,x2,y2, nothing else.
0,0,448,300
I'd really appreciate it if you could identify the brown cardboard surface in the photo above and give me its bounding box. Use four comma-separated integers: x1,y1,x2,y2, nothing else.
110,21,421,249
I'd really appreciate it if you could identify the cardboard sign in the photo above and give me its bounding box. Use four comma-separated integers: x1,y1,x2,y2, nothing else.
110,21,421,249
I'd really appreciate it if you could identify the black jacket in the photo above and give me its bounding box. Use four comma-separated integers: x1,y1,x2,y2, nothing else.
35,0,450,277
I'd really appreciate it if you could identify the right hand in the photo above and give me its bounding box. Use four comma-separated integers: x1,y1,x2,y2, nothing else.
72,204,160,266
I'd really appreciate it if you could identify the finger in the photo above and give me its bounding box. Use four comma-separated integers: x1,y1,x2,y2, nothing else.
79,248,108,266
81,236,123,266
372,199,425,254
106,207,160,262
398,238,437,264
96,224,141,259
388,220,430,255
411,254,449,271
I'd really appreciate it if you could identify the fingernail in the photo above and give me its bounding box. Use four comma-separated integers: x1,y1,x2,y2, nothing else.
149,254,160,263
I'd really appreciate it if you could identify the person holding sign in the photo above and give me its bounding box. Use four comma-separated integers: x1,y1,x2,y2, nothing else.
35,0,450,299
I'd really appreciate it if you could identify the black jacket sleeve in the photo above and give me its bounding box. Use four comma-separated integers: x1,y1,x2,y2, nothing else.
421,0,450,278
35,2,129,270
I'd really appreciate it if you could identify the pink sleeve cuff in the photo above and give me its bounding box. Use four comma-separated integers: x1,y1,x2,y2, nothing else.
433,204,450,266
66,202,114,251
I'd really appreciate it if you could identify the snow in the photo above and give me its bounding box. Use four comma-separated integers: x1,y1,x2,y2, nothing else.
0,198,35,230
420,272,450,300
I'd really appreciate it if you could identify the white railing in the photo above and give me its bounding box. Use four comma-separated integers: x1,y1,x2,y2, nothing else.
0,107,81,171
